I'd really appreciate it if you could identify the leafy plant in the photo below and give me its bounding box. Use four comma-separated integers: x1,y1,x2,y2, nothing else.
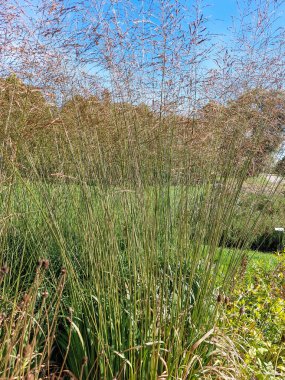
217,257,285,379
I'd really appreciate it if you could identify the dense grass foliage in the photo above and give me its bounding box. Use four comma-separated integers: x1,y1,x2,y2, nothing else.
0,178,282,378
0,262,66,378
0,118,283,378
1,0,285,378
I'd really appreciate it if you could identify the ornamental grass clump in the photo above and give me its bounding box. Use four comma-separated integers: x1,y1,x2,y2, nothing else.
0,0,284,378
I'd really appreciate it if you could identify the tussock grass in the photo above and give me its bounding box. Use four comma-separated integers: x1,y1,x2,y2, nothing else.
0,0,284,378
0,169,280,378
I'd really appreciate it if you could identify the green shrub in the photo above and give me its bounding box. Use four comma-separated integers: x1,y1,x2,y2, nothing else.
224,194,285,252
217,258,285,379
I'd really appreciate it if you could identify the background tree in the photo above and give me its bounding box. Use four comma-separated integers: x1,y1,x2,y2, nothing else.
197,89,285,176
0,75,60,177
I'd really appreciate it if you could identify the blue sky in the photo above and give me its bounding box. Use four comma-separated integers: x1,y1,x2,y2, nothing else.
196,0,285,45
17,0,285,43
14,0,285,93
206,0,237,34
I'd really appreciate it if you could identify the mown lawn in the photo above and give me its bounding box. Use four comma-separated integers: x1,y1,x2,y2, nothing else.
246,250,282,273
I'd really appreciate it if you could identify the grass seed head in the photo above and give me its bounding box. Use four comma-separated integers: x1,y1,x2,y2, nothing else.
1,264,9,274
23,344,33,359
37,259,49,270
42,259,49,269
20,293,31,309
82,356,88,365
42,290,49,298
217,294,223,303
25,373,35,380
23,294,31,304
239,306,245,315
224,296,230,305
